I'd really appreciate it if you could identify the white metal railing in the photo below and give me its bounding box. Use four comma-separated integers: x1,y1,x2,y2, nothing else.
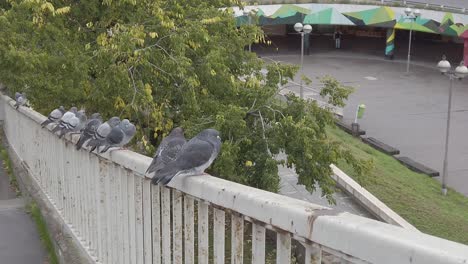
2,93,468,264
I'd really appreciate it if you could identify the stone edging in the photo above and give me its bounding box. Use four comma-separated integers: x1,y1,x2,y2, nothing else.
331,164,419,231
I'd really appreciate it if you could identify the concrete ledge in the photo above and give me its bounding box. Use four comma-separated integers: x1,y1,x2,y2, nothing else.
395,156,440,177
362,137,400,155
335,119,365,136
330,164,419,232
3,132,94,264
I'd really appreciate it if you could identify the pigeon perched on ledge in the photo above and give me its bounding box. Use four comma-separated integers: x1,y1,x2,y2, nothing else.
76,113,102,150
151,128,221,185
41,106,66,128
99,119,136,153
57,110,87,138
87,116,121,152
146,127,186,176
52,107,77,134
14,92,27,109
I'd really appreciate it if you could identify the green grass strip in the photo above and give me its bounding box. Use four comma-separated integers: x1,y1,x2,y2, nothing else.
328,127,468,245
27,202,59,264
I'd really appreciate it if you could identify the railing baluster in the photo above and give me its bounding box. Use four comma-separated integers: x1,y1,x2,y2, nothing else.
252,223,265,264
170,190,182,264
98,159,109,263
128,172,137,263
135,176,144,264
161,186,171,264
198,201,209,264
276,232,291,264
105,161,114,264
213,208,225,264
112,165,121,264
304,243,322,264
151,184,161,264
143,179,153,264
121,169,130,264
184,196,195,264
231,213,244,264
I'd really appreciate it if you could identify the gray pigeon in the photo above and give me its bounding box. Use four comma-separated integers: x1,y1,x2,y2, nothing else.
87,117,121,152
99,119,136,153
52,107,78,134
41,106,66,128
57,110,87,138
76,113,102,150
14,92,27,109
146,127,186,176
151,128,221,185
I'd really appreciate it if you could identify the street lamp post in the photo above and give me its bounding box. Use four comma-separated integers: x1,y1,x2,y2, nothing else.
436,55,468,195
243,9,253,52
294,22,312,99
404,8,421,74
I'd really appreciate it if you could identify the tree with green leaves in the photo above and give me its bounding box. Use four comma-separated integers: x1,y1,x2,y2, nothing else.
0,0,371,202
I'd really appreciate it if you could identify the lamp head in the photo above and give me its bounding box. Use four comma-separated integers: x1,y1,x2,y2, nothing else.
414,9,421,17
455,61,468,79
437,55,451,74
404,7,412,16
303,24,312,34
294,22,303,33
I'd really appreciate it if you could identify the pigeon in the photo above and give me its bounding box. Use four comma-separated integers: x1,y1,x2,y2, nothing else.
87,117,121,152
14,92,27,109
57,110,87,138
146,127,186,176
99,119,136,153
41,106,66,128
151,128,221,185
76,113,102,150
51,107,78,134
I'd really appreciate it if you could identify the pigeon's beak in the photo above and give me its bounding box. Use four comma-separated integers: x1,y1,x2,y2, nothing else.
217,135,221,140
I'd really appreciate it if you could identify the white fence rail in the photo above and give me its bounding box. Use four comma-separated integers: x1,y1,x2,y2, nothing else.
2,94,468,264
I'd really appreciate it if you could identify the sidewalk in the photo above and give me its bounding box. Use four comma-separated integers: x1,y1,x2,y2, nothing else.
0,161,45,263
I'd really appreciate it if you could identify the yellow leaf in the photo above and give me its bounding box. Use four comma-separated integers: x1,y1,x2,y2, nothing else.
210,69,216,76
245,160,253,167
86,22,93,28
148,32,158,39
55,6,70,15
41,2,54,13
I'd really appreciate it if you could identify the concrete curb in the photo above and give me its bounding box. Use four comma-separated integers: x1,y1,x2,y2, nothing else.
4,134,94,264
330,164,419,231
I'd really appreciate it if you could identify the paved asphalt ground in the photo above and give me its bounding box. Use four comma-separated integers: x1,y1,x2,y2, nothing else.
0,164,45,263
267,50,468,197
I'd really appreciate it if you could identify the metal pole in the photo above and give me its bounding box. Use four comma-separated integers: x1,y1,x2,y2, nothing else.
406,19,414,74
441,75,454,196
248,15,252,52
300,32,304,99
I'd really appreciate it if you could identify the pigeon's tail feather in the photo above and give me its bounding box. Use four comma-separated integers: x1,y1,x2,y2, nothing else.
100,145,111,153
86,138,98,147
58,129,67,139
41,119,53,128
151,166,177,185
51,124,62,134
160,174,176,185
76,135,90,150
89,145,97,152
145,158,159,175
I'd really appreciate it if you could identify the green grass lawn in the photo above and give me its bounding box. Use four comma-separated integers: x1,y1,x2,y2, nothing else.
328,127,468,245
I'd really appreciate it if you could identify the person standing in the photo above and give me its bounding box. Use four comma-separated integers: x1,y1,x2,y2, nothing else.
334,30,342,49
